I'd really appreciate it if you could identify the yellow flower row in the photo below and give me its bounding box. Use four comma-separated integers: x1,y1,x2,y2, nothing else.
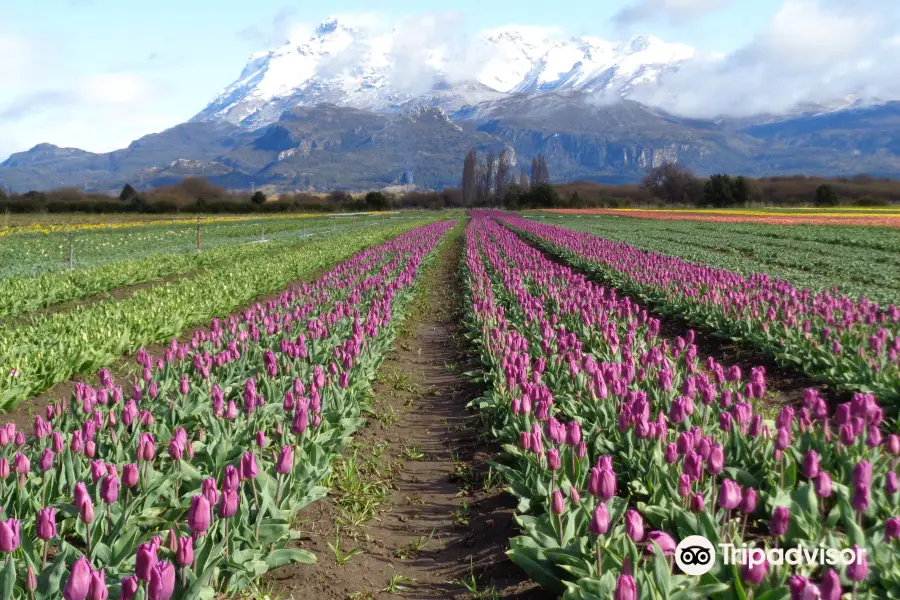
0,211,389,238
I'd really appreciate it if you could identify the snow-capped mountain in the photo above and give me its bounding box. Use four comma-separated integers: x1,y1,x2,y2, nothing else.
192,16,696,128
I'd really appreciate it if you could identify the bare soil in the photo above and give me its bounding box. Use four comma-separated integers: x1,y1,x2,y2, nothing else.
266,225,551,600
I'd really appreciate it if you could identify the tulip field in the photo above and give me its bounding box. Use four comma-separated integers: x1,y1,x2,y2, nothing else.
0,218,434,409
0,219,453,599
461,211,896,600
0,205,897,600
513,213,900,406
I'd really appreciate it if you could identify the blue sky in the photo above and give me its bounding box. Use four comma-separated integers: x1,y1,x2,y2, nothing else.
1,0,895,160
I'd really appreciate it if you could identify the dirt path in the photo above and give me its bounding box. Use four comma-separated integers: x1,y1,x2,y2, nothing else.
267,223,551,600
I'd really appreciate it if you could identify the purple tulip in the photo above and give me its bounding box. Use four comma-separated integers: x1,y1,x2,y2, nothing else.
645,531,676,556
770,506,789,537
814,472,833,498
741,488,758,514
37,507,56,539
122,463,139,488
26,565,37,593
188,495,211,534
64,556,93,600
219,489,239,518
551,490,565,514
240,452,258,480
276,446,293,474
119,577,139,600
625,509,644,541
39,449,54,472
547,448,561,471
678,474,691,497
590,503,610,535
100,474,119,504
222,465,240,491
0,518,19,552
802,451,820,479
889,434,900,455
614,574,637,600
741,555,769,585
88,568,107,600
177,536,194,566
136,542,158,581
719,479,742,511
885,517,900,540
819,569,841,600
852,482,870,512
202,477,219,506
598,468,616,500
706,445,724,474
691,492,705,513
148,561,176,600
845,545,868,581
852,461,872,487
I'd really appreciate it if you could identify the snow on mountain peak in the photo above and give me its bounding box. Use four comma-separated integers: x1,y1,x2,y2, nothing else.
192,19,698,127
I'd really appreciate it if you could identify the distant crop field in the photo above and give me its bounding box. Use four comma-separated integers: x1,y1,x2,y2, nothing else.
538,207,900,226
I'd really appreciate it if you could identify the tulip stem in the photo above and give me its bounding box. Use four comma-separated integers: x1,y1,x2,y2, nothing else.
595,539,602,577
85,522,92,558
224,518,230,559
42,541,48,570
106,504,112,535
275,475,283,506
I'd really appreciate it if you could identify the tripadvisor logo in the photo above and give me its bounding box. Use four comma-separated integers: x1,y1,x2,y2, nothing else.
674,535,865,576
675,536,716,576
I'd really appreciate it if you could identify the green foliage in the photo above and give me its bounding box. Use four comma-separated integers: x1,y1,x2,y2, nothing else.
250,191,267,205
364,191,389,211
853,195,890,207
119,184,139,203
815,183,840,206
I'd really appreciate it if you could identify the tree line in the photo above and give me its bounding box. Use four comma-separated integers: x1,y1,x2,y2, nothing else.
461,149,561,208
2,159,897,215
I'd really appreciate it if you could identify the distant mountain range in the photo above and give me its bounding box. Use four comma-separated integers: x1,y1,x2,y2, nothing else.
2,16,899,193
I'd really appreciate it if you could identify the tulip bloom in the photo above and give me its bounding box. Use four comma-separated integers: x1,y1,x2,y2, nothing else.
741,556,769,585
88,568,107,600
219,489,239,518
802,451,820,479
148,561,176,600
814,472,833,498
590,503,610,535
645,531,676,556
719,479,742,511
222,465,240,491
276,446,293,474
846,545,868,581
64,556,93,600
100,474,119,504
188,495,211,534
177,536,194,567
770,506,789,537
550,490,565,514
240,452,258,480
37,507,56,539
624,509,644,542
0,518,19,552
136,542,159,581
820,569,841,600
615,573,637,600
122,463,139,488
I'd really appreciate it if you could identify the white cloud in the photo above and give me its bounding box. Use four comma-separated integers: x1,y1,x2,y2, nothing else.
614,0,730,25
629,0,900,117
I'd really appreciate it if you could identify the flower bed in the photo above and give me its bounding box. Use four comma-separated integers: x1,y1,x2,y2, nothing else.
0,221,452,599
462,212,891,599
